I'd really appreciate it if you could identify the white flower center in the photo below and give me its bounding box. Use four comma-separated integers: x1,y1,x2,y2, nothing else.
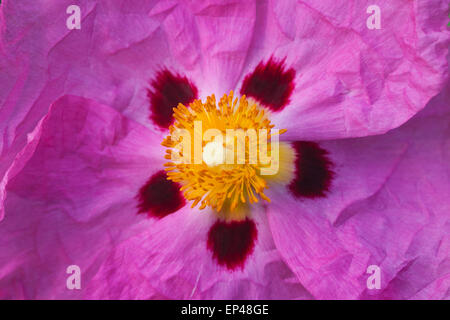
203,140,225,167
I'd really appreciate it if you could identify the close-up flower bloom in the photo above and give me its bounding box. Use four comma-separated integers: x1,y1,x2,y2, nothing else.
0,0,449,300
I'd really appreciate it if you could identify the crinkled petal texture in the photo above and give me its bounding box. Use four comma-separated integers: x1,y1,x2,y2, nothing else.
243,0,449,140
267,86,450,299
0,95,170,299
0,0,257,219
0,0,449,300
2,91,448,300
1,1,449,221
0,95,310,299
85,206,313,300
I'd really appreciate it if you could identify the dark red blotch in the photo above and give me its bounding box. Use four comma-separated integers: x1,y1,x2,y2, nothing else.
289,142,334,198
207,218,257,270
137,170,185,218
148,69,198,129
240,57,295,111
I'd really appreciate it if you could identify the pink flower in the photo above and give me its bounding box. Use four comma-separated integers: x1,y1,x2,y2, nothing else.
0,0,449,299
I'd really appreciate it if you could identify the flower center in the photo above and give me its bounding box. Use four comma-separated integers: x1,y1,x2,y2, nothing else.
202,139,225,167
162,91,286,216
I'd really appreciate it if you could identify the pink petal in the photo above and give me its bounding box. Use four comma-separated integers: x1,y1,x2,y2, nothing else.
266,189,374,299
192,0,256,94
0,95,167,299
85,206,313,299
288,135,407,224
0,1,257,204
267,85,450,299
0,0,167,210
340,88,450,299
241,0,450,140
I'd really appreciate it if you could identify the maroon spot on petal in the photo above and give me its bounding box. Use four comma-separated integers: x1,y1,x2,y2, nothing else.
137,170,185,218
147,69,198,129
289,142,334,198
240,57,295,111
207,218,257,270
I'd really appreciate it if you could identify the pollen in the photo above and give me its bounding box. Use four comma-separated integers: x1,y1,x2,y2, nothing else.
161,91,286,217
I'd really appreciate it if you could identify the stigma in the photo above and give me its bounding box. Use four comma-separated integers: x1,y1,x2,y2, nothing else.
161,91,288,216
202,139,225,167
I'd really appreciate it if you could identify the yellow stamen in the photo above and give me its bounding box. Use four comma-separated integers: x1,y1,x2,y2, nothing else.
162,91,287,218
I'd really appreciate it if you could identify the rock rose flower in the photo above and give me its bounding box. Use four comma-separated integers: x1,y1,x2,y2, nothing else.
0,0,449,299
